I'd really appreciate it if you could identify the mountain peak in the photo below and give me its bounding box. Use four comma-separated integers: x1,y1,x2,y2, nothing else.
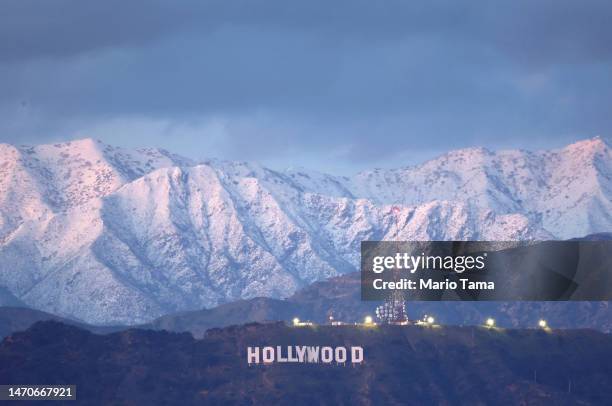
560,136,610,154
18,137,104,151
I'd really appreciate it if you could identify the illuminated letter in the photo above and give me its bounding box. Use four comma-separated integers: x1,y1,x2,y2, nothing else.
351,346,364,363
321,347,333,363
263,346,274,363
296,346,307,362
247,346,259,364
307,346,320,363
335,347,347,363
277,346,287,362
287,346,298,362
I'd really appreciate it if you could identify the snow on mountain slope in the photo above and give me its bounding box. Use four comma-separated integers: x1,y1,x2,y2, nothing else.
341,137,612,238
218,137,611,239
0,137,608,324
0,139,192,235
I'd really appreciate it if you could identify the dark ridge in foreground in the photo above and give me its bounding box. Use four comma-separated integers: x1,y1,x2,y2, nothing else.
1,321,611,405
144,272,612,338
0,307,125,339
3,277,612,340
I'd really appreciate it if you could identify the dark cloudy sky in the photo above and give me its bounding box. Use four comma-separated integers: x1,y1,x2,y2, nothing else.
1,1,611,173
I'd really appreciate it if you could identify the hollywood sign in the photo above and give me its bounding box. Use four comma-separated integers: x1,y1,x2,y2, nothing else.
247,346,364,365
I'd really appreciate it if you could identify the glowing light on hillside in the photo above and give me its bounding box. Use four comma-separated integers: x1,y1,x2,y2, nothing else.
485,318,495,327
293,317,300,326
364,316,373,325
538,319,547,328
426,316,435,324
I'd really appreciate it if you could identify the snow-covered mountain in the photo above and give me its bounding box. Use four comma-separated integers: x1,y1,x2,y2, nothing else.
0,137,609,324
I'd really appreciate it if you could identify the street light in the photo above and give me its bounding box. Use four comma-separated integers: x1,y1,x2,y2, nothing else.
538,319,547,328
364,316,373,325
293,317,300,326
426,316,435,325
485,318,495,328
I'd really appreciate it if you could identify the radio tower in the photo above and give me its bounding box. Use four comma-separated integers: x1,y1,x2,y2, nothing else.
375,206,409,325
375,290,408,324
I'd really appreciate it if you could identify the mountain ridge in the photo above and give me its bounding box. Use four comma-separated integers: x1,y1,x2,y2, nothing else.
0,137,610,324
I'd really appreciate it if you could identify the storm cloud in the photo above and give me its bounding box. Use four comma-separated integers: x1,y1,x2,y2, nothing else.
1,0,611,172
